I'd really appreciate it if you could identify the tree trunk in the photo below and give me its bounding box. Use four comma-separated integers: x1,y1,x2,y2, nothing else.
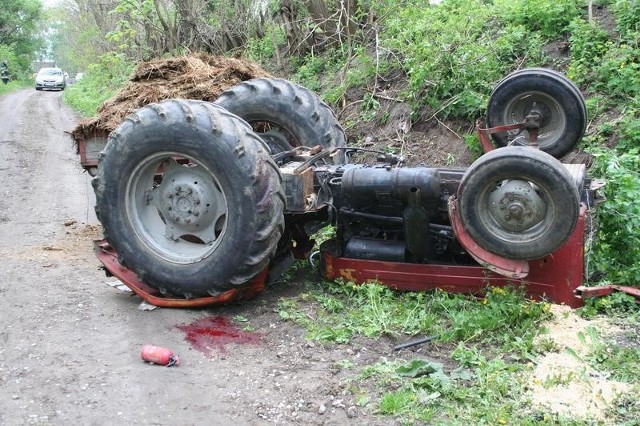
278,0,306,55
153,0,177,51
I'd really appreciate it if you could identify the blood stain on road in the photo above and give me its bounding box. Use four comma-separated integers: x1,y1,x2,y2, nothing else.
177,316,261,356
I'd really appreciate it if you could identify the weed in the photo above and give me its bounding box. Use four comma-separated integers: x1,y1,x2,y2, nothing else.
359,349,530,423
463,133,484,159
274,279,584,423
378,389,415,415
543,371,576,388
245,25,285,64
536,337,561,354
567,18,612,88
580,292,639,318
577,326,640,383
334,359,355,370
588,148,640,284
498,0,581,39
63,52,134,116
606,389,640,423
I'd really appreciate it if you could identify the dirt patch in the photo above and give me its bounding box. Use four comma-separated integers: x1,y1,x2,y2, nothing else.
527,305,630,421
337,72,476,168
70,54,270,145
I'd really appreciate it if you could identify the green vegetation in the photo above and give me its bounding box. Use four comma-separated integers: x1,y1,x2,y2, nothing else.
0,0,43,83
273,271,640,423
566,0,640,285
277,279,565,423
63,53,134,117
279,282,551,354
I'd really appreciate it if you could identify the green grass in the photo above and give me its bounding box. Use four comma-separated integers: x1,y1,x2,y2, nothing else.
275,279,549,422
278,279,551,354
0,79,32,95
63,52,133,117
274,271,639,424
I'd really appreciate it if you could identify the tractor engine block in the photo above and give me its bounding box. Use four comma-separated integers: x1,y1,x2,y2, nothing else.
323,165,462,264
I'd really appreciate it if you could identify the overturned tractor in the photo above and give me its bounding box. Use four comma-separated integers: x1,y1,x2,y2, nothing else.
86,68,596,308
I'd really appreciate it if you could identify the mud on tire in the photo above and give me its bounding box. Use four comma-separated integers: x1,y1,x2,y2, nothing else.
93,100,285,298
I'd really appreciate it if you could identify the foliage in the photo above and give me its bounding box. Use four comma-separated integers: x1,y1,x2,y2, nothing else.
587,148,640,284
497,0,581,39
576,326,640,383
564,2,640,285
0,0,43,79
566,18,612,88
463,133,483,160
63,53,134,116
274,281,554,423
377,0,548,119
278,281,551,356
361,349,539,423
612,0,640,36
0,0,42,47
568,3,640,99
245,25,286,65
580,291,639,317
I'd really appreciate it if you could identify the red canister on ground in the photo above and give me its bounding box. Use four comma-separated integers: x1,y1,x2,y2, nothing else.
140,344,180,367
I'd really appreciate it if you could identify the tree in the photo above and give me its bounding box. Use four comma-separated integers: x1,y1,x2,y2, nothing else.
0,0,42,46
0,0,43,77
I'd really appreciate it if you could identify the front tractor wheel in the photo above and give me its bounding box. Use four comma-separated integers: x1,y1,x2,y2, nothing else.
457,147,580,260
93,100,285,298
487,68,587,159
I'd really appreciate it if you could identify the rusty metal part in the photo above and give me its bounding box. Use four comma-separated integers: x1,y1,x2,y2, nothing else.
94,240,266,308
448,196,529,279
476,109,543,153
575,285,640,303
321,204,588,308
74,129,109,175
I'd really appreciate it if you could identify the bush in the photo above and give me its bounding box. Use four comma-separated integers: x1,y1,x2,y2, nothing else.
64,52,134,116
380,0,547,119
497,0,582,39
589,148,640,284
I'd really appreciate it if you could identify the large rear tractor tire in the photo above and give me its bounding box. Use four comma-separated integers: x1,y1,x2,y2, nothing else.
214,78,347,163
93,100,285,298
487,68,587,159
457,147,580,260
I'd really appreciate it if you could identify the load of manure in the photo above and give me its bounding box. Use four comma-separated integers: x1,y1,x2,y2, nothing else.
70,53,270,144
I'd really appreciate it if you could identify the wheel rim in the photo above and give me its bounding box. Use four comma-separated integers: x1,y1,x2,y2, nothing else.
476,178,555,244
501,91,567,150
125,153,228,264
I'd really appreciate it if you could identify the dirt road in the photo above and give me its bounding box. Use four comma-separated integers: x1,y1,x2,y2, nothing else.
0,90,372,425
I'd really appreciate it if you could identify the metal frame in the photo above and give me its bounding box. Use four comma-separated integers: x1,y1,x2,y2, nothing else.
320,205,587,308
94,240,267,307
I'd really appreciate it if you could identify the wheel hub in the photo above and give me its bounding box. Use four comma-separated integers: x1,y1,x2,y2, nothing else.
488,180,546,232
164,184,203,223
521,101,552,129
160,180,216,231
